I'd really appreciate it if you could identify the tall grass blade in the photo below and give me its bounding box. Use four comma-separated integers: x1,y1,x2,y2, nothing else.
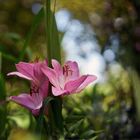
44,0,63,134
44,0,51,65
44,0,61,65
19,8,44,61
0,74,6,100
0,74,7,139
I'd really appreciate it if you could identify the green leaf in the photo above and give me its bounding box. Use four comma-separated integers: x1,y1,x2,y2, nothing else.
44,0,51,65
81,130,95,138
51,14,61,62
18,8,44,61
69,119,84,132
0,74,7,139
80,130,100,139
90,136,98,140
2,53,17,62
0,74,6,100
0,44,17,62
44,0,61,65
3,32,21,42
65,115,84,123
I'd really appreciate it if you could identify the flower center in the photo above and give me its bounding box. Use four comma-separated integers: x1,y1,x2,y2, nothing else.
30,83,39,95
63,65,73,77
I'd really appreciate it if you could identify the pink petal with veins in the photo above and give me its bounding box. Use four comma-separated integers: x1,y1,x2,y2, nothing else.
52,86,68,96
42,66,60,89
52,59,63,76
75,75,97,93
7,72,32,80
9,93,43,116
39,80,49,98
64,75,87,93
16,62,34,79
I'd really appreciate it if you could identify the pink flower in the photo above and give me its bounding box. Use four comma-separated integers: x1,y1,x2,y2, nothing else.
7,60,49,115
42,59,97,96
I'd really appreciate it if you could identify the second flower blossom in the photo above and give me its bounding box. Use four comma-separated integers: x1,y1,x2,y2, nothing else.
42,59,97,96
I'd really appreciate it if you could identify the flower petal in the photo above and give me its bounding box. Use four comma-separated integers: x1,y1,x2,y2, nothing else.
33,60,48,81
75,75,97,93
52,59,63,76
7,72,32,80
39,79,49,98
52,86,68,96
32,109,40,116
9,93,42,115
64,75,87,93
16,62,34,79
41,66,60,89
32,62,44,84
65,61,79,81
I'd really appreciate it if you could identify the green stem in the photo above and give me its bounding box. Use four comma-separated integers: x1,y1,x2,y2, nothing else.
44,0,52,66
35,107,44,140
43,0,64,137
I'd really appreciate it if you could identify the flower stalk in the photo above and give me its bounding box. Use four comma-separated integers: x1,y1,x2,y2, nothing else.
44,0,64,137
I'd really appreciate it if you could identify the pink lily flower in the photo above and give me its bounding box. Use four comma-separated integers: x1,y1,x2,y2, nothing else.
42,59,97,96
7,60,49,115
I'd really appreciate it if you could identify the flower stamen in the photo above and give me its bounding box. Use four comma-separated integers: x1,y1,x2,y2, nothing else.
63,65,73,77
